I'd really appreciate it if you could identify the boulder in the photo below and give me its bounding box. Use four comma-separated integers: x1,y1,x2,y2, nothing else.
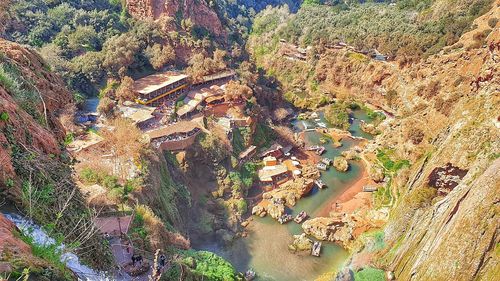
360,121,379,135
302,216,354,245
370,165,385,182
342,149,359,160
267,203,285,219
334,157,349,172
252,205,265,216
288,233,313,253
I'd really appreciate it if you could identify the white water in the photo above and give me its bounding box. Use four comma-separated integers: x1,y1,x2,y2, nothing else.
4,213,111,281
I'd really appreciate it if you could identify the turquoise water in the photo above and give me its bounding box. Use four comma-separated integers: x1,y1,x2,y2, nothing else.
192,109,373,281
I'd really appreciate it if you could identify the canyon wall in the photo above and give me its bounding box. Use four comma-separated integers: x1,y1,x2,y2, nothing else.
249,1,499,279
126,0,226,37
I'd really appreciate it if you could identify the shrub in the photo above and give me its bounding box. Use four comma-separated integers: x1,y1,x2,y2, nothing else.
79,167,101,184
0,111,9,121
404,186,437,209
488,17,498,28
101,175,119,189
235,199,248,215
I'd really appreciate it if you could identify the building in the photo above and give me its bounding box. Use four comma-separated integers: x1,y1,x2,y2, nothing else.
133,72,189,106
263,156,278,166
194,70,236,86
238,145,257,162
117,102,157,130
147,121,202,151
258,164,291,187
260,143,284,159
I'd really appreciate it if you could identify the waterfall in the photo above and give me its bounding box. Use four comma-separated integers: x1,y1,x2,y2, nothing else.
3,213,111,281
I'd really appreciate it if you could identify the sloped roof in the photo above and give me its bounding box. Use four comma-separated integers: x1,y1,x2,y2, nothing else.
133,72,189,95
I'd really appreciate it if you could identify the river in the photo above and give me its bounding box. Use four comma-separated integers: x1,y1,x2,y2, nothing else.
192,109,373,281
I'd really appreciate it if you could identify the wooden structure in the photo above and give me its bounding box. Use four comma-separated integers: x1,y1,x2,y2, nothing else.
133,72,189,106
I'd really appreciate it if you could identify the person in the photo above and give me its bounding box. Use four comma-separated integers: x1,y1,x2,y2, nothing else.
159,254,166,267
131,255,136,266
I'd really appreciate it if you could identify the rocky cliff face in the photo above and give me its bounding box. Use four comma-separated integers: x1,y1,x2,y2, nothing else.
0,39,111,271
350,4,499,280
126,0,226,37
0,39,74,199
250,1,499,279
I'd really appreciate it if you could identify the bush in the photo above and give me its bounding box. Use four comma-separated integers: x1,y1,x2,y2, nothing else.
325,102,350,130
101,175,119,189
79,167,102,184
235,199,248,215
354,267,385,281
166,250,237,280
0,111,9,121
488,17,498,28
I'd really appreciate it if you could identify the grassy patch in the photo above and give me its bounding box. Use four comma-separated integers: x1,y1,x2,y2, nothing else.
354,267,385,281
376,149,410,174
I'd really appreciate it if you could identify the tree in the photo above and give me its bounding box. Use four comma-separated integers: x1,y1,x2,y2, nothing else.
213,49,227,70
145,43,175,70
67,25,100,51
101,118,146,180
225,80,253,101
102,33,141,73
97,96,115,117
115,76,137,104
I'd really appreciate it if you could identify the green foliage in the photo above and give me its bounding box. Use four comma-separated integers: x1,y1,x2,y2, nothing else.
251,1,493,60
376,149,410,173
325,102,350,130
373,181,393,208
239,161,260,187
0,62,44,124
130,212,149,240
253,123,275,147
362,230,386,252
63,133,74,146
165,250,237,281
235,199,248,215
303,0,322,5
0,111,9,121
354,267,386,281
19,232,73,280
79,167,103,185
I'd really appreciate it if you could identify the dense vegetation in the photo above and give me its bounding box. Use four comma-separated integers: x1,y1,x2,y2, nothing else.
251,0,493,58
2,0,233,96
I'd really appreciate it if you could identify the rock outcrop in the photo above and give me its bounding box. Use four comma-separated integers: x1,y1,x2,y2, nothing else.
333,156,349,172
359,121,379,135
126,0,225,37
302,215,354,247
288,233,313,253
262,178,314,207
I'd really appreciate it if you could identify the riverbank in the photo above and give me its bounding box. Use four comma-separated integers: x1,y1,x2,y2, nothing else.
316,162,372,217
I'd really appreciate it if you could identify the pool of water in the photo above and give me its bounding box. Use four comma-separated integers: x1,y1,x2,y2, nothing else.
82,97,99,113
192,109,373,281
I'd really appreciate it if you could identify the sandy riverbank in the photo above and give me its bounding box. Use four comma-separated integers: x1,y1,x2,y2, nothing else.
316,161,373,217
